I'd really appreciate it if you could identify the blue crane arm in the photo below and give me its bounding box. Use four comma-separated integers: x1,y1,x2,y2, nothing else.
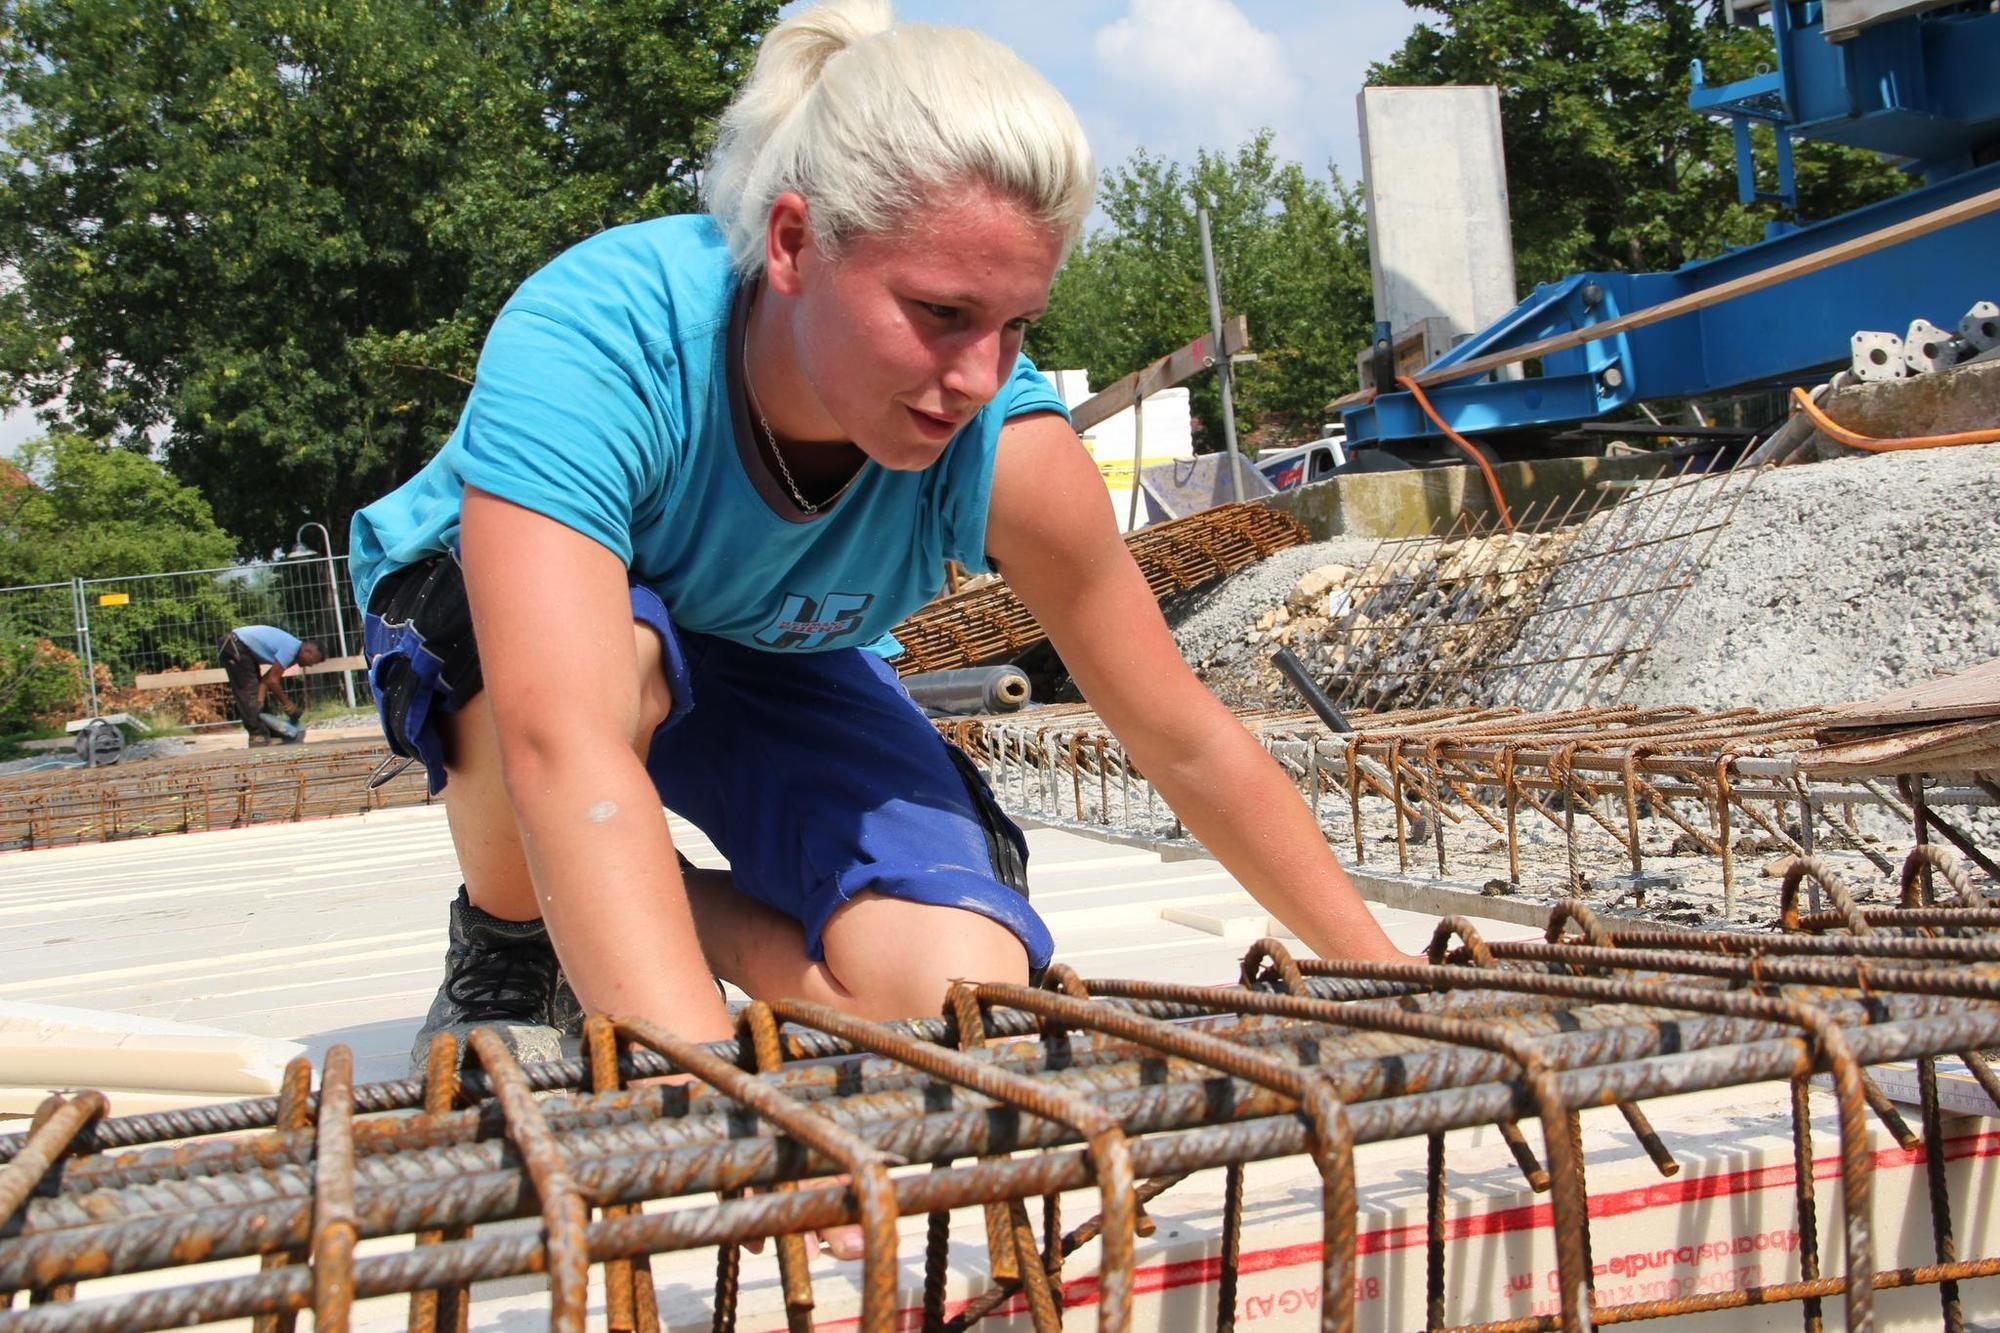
1345,1,2000,448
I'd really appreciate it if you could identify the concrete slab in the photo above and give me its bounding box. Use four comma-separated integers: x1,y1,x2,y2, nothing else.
1801,357,2000,459
1262,450,1683,541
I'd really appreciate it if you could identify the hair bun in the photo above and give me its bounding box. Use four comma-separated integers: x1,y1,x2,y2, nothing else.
764,0,892,84
704,0,1093,277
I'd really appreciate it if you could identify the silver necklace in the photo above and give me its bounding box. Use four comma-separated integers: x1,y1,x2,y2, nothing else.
743,319,857,515
749,390,822,515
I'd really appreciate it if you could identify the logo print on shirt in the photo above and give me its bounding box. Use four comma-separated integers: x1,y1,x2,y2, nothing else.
753,591,875,650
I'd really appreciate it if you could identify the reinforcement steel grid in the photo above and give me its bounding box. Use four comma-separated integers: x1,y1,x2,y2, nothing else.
3,849,1999,1333
892,502,1311,676
944,702,1995,920
0,743,434,852
1265,458,1763,720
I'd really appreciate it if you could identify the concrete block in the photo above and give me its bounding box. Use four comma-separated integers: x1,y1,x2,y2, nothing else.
1358,86,1519,348
1260,452,1682,541
1801,357,2000,459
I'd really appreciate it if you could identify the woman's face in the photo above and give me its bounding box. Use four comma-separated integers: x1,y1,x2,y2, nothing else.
773,185,1067,470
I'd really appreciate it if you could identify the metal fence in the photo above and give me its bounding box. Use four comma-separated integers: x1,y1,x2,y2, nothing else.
0,551,361,727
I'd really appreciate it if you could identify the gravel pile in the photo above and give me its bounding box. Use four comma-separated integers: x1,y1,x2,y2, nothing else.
1176,446,2000,730
1508,443,2000,713
1167,537,1386,706
1166,445,2000,864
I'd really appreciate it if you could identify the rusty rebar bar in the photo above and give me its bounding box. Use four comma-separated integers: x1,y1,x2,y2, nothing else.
6,926,2000,1333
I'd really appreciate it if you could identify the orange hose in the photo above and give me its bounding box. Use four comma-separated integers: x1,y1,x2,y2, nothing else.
1789,385,2000,452
1393,375,1515,531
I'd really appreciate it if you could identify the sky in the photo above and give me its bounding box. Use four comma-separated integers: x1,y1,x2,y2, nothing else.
793,0,1427,185
0,0,1428,455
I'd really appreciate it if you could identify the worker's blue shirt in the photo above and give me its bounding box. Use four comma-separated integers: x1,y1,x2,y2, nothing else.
233,625,302,668
349,214,1067,654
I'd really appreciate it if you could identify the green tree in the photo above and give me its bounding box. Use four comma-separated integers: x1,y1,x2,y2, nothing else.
0,432,239,585
1030,132,1376,451
0,430,243,680
1369,0,1906,290
0,637,86,737
0,0,775,553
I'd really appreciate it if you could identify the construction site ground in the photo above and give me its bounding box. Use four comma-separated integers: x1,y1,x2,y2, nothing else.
6,444,1995,935
2,804,1465,1328
1,713,384,773
5,438,1998,1329
9,705,1987,1331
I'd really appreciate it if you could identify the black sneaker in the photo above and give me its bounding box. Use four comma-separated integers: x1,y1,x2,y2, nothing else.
408,887,584,1076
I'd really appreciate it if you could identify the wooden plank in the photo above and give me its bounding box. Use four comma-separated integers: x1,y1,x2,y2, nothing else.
1802,719,2000,778
1327,183,2000,411
1071,314,1250,434
135,655,367,690
1354,317,1455,393
134,668,229,688
1817,658,2000,731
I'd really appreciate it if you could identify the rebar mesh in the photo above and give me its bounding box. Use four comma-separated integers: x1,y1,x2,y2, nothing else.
3,859,1998,1332
892,503,1311,676
0,741,430,851
945,702,1995,922
1265,458,1764,719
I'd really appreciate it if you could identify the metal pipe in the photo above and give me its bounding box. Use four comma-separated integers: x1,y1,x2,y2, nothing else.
1270,646,1352,733
901,666,1031,715
292,522,355,710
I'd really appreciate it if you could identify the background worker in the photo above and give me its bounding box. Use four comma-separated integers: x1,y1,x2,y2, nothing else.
351,0,1418,1112
218,625,323,746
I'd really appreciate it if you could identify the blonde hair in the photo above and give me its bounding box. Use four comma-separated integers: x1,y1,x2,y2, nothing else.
704,0,1095,274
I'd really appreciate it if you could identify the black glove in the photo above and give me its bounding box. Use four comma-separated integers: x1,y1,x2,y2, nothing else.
286,708,303,725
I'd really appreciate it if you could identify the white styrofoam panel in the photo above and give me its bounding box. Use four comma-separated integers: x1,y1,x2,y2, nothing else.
3,809,1439,1087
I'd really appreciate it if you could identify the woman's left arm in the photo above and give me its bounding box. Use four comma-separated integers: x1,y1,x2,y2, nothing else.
985,413,1413,963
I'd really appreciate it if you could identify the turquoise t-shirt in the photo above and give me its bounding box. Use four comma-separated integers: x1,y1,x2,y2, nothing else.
350,214,1066,653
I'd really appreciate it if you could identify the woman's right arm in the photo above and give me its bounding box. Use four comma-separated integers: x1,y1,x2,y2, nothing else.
459,485,735,1044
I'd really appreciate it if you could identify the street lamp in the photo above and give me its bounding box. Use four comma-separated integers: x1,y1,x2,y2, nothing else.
286,521,357,709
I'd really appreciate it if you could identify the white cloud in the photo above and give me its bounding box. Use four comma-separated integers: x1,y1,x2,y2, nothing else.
1092,0,1299,122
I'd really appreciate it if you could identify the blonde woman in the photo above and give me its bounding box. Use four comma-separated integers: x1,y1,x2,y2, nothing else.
352,0,1412,1090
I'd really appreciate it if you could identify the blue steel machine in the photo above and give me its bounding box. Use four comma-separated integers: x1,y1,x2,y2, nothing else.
1341,0,2000,450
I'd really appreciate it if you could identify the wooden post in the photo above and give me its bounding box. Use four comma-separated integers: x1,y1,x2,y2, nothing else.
1127,393,1146,531
1070,316,1250,435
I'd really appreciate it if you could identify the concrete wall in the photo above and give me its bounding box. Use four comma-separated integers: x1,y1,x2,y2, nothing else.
1262,453,1685,540
1358,86,1519,347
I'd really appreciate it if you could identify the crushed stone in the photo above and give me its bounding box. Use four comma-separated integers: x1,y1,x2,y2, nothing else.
1167,537,1386,705
1506,444,2000,713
